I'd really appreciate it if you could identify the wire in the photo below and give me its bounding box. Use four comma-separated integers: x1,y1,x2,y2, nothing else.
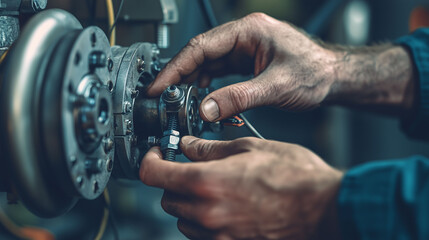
108,0,125,40
105,0,115,46
197,0,266,139
94,189,110,240
198,0,218,28
0,50,8,64
239,113,265,139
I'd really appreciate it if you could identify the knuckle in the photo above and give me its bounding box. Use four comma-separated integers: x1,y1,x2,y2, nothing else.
227,84,253,113
187,33,205,49
243,12,270,23
199,207,224,229
232,137,261,151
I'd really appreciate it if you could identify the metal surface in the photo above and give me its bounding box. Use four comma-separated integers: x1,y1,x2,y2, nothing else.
0,9,114,217
0,9,82,217
47,26,114,200
20,0,47,13
112,42,160,179
0,15,18,52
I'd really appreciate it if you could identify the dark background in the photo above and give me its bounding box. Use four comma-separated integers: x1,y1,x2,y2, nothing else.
2,0,429,239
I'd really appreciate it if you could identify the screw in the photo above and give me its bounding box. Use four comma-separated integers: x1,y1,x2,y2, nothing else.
130,89,139,99
106,157,113,172
147,136,159,146
76,176,84,187
70,155,77,165
124,101,132,113
166,85,181,99
104,138,114,153
131,135,138,146
125,119,133,134
163,114,179,161
137,58,145,73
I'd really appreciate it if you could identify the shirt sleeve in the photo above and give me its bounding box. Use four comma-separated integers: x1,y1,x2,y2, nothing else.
338,156,429,240
396,28,429,140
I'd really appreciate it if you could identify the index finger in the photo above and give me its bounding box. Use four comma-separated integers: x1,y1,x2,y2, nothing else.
139,147,203,194
146,20,240,97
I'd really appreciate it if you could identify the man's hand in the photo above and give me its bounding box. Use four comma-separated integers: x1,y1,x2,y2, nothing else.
140,136,343,240
147,13,338,121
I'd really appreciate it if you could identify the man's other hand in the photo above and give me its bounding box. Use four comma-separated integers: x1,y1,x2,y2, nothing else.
146,13,338,122
140,136,343,240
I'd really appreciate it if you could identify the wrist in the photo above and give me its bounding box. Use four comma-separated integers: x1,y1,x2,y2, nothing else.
323,45,415,116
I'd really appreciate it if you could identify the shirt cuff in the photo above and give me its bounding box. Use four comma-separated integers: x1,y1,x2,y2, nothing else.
338,156,429,240
396,28,429,140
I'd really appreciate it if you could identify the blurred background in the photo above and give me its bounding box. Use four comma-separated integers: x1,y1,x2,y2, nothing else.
2,0,429,239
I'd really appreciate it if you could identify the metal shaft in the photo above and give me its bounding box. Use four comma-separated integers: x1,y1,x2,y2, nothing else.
164,114,178,161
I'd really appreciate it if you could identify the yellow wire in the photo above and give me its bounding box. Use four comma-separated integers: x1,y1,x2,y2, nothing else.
106,0,115,46
94,189,110,240
93,2,115,239
0,49,9,64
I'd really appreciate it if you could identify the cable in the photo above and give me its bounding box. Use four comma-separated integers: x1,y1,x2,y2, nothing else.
198,0,218,28
197,0,266,139
105,0,115,46
108,0,125,40
94,189,110,240
0,50,8,64
239,113,265,139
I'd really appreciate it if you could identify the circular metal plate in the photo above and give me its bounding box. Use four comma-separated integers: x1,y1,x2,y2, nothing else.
0,9,82,217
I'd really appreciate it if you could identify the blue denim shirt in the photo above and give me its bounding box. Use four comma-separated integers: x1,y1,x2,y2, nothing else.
338,28,429,239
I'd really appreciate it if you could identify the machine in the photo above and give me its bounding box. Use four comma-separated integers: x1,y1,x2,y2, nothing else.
0,5,209,219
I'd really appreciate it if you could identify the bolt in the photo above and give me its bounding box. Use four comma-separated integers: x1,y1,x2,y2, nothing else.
107,58,114,71
70,155,77,165
125,119,133,134
76,176,84,187
85,159,103,173
130,89,139,99
166,85,180,99
89,51,107,69
131,135,138,146
124,101,132,113
106,157,113,172
137,58,145,73
147,136,160,146
162,114,179,161
104,138,114,153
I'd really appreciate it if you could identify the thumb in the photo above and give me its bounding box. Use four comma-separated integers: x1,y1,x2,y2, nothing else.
180,136,249,162
200,75,271,122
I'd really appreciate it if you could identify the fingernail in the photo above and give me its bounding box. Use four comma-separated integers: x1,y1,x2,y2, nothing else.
181,136,197,146
202,99,219,121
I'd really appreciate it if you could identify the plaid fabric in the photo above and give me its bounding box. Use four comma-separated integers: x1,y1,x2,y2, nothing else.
396,28,429,140
339,156,429,239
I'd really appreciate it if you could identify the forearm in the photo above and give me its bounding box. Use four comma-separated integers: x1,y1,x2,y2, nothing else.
324,45,416,117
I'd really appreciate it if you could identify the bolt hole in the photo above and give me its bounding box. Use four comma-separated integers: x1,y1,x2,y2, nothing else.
98,98,109,125
74,52,81,66
91,32,97,47
107,159,113,172
107,58,114,71
93,181,99,193
68,82,74,93
107,80,114,92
